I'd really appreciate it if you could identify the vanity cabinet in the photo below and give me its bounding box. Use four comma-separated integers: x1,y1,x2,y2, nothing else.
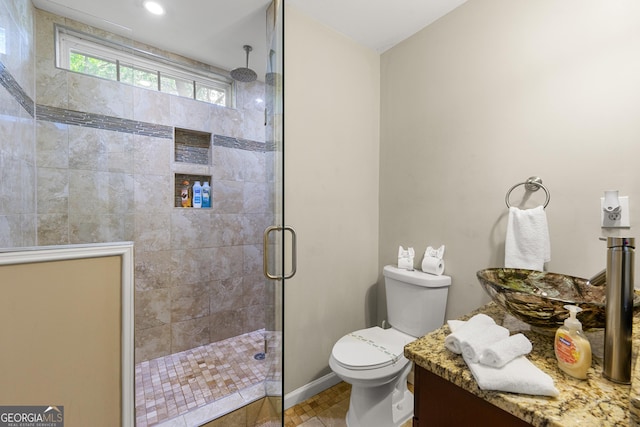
412,365,532,427
406,303,638,426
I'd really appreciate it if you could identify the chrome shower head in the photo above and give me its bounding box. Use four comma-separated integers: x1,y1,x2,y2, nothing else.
230,45,257,83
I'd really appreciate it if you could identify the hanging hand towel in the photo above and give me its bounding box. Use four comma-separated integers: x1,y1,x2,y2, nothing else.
464,355,559,397
504,205,550,271
479,333,533,368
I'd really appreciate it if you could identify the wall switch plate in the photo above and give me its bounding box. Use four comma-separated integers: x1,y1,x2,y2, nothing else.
601,196,630,228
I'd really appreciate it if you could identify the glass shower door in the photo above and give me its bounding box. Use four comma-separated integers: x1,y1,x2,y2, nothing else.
263,0,286,422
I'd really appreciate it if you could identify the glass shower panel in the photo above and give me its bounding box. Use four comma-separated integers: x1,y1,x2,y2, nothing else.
264,0,284,420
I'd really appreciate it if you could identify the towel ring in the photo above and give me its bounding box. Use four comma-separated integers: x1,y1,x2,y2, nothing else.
505,176,550,208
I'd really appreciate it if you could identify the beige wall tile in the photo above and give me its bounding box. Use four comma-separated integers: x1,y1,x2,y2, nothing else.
136,288,171,329
135,250,173,291
171,316,210,353
135,324,171,362
171,281,211,322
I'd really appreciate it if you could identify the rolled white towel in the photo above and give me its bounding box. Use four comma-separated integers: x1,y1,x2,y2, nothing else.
464,355,559,397
444,313,496,354
480,333,533,368
447,319,465,332
461,325,510,363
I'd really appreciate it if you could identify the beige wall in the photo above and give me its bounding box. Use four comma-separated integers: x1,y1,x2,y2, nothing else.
284,6,381,393
379,0,640,321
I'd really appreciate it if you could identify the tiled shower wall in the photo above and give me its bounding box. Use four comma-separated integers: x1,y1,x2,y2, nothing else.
0,0,36,247
32,8,275,363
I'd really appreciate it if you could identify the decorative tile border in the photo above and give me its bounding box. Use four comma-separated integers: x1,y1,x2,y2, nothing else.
214,134,275,152
36,105,174,139
0,61,35,117
36,105,274,152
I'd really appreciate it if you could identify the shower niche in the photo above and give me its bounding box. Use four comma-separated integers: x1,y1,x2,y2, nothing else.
174,174,212,208
174,127,211,165
174,128,212,208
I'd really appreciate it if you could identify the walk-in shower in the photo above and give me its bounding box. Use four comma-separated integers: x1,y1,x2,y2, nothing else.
0,0,283,425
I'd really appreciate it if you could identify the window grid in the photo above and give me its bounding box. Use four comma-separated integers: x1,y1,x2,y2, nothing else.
56,25,233,107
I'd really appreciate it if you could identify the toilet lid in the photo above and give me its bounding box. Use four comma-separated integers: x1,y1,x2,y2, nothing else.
331,327,412,370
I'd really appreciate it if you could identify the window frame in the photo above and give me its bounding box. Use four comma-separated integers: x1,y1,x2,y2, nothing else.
55,25,234,108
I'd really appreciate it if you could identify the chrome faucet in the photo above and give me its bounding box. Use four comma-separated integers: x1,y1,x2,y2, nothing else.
602,237,635,384
587,268,606,287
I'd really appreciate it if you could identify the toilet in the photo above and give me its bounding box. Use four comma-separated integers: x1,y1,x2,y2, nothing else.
329,265,452,427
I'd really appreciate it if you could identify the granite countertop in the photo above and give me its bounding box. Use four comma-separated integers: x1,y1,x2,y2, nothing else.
405,302,640,426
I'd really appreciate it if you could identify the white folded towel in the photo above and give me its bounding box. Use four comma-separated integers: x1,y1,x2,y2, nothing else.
480,333,533,368
464,355,559,397
504,205,551,271
461,324,510,363
447,319,465,332
444,314,496,354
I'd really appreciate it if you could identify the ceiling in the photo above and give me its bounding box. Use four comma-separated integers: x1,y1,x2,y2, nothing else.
286,0,468,53
31,0,468,80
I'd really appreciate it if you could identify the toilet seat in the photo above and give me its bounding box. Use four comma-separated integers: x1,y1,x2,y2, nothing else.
331,327,414,371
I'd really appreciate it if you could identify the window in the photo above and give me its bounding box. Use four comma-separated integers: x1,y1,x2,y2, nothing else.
56,25,233,107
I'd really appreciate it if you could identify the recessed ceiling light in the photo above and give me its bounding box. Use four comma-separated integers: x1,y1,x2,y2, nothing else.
143,1,165,15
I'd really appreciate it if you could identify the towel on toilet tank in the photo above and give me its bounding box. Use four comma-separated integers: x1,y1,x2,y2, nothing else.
504,205,550,271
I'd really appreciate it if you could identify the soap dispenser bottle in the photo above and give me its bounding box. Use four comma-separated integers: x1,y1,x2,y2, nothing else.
554,305,592,379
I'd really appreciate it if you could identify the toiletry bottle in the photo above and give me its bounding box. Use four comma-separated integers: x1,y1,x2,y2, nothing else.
202,181,211,208
181,180,191,207
192,181,202,208
554,305,592,379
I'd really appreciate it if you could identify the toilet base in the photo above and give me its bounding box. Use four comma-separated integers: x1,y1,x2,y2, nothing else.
345,362,413,427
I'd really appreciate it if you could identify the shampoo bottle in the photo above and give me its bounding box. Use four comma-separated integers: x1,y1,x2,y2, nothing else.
554,305,592,379
181,180,191,207
202,181,211,208
192,181,202,208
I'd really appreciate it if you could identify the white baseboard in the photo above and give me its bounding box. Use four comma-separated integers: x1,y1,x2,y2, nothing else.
284,372,342,410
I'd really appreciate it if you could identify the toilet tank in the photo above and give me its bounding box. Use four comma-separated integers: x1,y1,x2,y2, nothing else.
383,265,452,338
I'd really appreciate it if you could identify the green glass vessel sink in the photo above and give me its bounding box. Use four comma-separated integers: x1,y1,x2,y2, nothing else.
476,268,640,330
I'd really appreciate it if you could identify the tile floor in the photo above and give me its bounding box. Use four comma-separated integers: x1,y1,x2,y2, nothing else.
135,330,413,427
284,381,414,427
135,330,281,426
200,397,282,426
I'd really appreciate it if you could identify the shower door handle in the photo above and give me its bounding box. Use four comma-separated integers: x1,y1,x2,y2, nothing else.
263,225,297,280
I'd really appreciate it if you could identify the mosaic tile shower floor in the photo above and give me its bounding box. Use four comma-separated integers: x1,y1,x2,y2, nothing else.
136,330,281,426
